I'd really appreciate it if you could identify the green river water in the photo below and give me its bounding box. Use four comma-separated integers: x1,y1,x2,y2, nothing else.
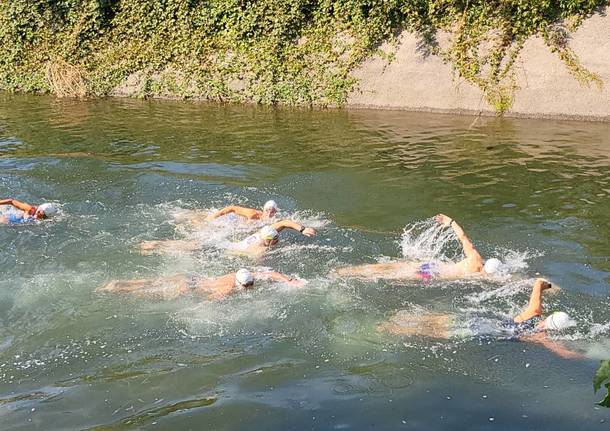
0,93,609,430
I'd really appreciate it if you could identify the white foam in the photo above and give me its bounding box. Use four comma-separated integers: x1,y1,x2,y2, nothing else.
583,338,610,359
152,205,332,256
589,321,610,337
465,278,528,305
400,219,461,262
400,219,534,287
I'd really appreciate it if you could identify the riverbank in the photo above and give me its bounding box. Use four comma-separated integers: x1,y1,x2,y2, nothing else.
348,9,610,121
1,2,608,121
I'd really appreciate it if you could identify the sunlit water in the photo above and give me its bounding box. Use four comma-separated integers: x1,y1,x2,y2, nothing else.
0,93,609,430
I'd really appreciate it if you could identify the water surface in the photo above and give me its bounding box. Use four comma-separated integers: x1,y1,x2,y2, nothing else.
1,93,609,430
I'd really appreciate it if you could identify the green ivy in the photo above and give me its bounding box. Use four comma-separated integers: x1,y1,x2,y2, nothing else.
594,360,610,407
0,1,607,111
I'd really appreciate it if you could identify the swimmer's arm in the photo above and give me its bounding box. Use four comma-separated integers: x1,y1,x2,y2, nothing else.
271,220,316,237
521,333,584,359
209,205,256,220
12,199,34,212
208,205,239,219
0,199,33,212
435,214,482,262
513,309,540,323
254,271,304,286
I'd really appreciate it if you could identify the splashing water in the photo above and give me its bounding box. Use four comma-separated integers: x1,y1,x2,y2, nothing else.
400,219,534,283
153,204,332,255
400,219,463,262
589,322,610,338
463,279,526,307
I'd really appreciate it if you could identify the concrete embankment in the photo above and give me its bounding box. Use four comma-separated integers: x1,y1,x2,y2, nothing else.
348,9,610,121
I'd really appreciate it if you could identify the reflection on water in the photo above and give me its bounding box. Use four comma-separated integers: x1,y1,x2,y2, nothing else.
0,93,609,430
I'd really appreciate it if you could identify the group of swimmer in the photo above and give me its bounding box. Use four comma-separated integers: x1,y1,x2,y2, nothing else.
2,197,579,358
139,199,316,256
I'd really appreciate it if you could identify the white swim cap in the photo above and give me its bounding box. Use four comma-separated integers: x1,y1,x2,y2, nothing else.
259,226,279,241
37,203,58,218
484,258,502,274
543,311,575,331
263,200,278,211
235,269,254,286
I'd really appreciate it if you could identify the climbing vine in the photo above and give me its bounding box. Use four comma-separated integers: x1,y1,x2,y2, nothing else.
595,360,610,407
0,1,607,111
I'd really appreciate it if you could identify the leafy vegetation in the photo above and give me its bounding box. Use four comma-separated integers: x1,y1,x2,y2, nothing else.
594,360,610,407
0,1,607,111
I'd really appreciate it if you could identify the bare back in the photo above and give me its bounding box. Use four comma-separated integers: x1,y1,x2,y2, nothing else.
336,259,482,281
194,273,237,299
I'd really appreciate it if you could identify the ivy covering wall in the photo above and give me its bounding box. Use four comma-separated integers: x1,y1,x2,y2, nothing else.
0,1,607,111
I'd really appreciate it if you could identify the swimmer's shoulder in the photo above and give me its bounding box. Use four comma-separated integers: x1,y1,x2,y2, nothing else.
244,208,263,219
224,206,260,220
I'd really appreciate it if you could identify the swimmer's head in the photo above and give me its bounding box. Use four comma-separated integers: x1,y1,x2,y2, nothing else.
259,226,279,245
35,203,58,219
235,269,255,288
543,311,575,331
262,200,278,217
483,258,502,274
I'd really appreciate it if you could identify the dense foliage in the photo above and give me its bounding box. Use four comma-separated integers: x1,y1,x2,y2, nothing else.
0,1,607,110
595,360,610,407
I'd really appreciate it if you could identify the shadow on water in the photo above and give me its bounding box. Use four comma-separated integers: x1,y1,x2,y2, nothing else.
84,396,217,430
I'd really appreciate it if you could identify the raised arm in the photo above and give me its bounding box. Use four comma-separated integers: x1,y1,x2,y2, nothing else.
435,214,482,262
514,279,550,323
271,219,316,237
0,198,34,213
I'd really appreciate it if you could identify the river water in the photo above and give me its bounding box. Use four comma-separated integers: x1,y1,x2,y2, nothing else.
0,93,609,430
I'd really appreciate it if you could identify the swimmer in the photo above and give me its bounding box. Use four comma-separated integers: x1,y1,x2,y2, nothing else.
139,219,317,256
97,268,304,301
229,220,316,257
336,214,502,281
172,200,279,226
380,278,582,359
0,198,57,225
